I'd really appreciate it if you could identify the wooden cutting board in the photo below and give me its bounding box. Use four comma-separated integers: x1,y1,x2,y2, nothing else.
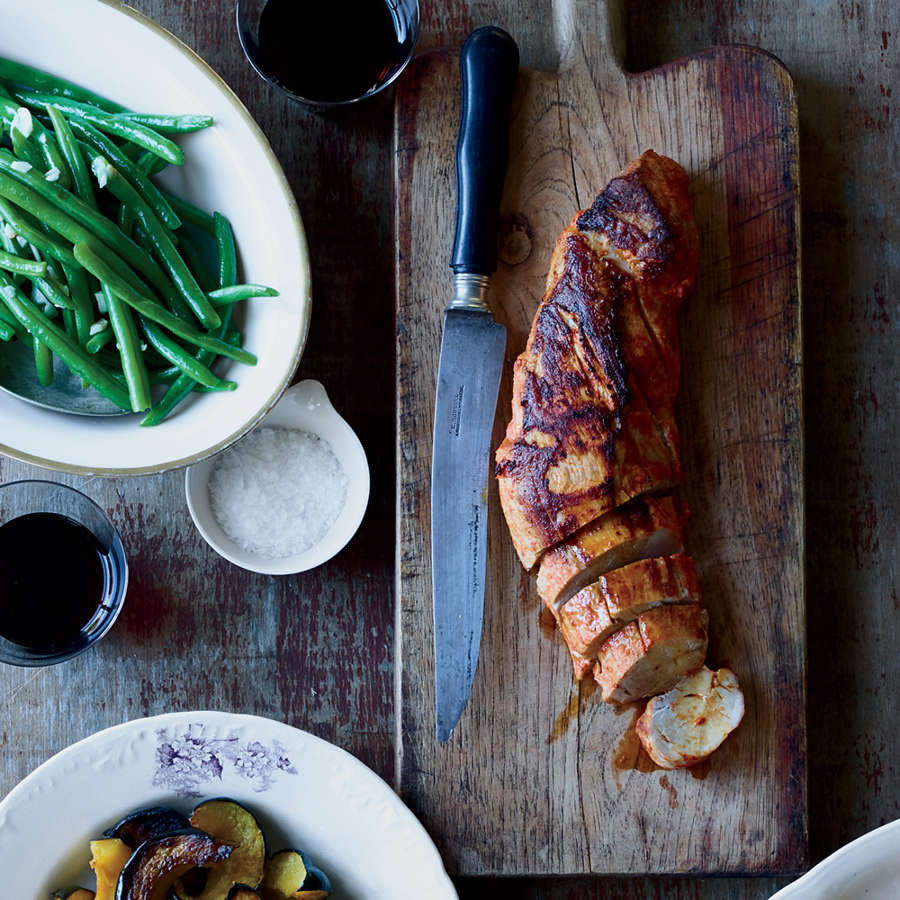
394,1,804,876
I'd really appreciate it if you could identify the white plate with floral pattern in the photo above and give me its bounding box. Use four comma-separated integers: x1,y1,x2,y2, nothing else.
0,711,457,899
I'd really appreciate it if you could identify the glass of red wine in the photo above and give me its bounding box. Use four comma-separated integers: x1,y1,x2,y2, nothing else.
236,0,420,109
0,481,128,666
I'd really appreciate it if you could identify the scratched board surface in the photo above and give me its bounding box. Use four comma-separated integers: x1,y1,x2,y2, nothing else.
394,3,804,876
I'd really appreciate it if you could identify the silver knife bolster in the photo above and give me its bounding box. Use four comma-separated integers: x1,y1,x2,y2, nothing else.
449,272,492,313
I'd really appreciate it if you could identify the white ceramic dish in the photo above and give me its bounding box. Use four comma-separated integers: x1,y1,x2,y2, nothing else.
0,711,456,899
0,0,311,474
770,819,900,899
186,380,370,574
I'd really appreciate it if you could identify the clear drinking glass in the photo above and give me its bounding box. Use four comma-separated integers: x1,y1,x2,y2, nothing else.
0,480,128,667
236,0,420,110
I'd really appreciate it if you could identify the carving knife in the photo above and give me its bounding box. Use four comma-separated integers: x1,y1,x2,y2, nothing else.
431,26,519,742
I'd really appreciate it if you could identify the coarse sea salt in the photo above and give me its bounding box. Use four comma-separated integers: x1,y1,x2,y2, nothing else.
209,426,348,559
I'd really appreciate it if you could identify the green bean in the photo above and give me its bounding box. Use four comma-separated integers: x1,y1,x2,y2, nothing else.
159,188,215,234
117,201,134,239
0,186,152,352
0,300,25,337
177,228,216,294
45,105,96,208
14,91,183,165
0,212,17,256
0,157,184,320
0,196,75,265
149,364,180,379
94,345,125,370
0,97,70,188
0,58,127,111
32,334,53,385
62,264,93,346
140,312,235,426
136,150,169,177
0,299,18,326
85,325,114,354
117,140,143,161
94,158,220,329
140,320,225,389
10,119,45,171
116,113,214,134
61,306,76,339
0,150,148,264
73,241,254,364
32,254,71,301
0,319,14,341
134,217,180,248
213,212,237,291
102,283,150,412
0,273,131,409
191,380,238,393
23,271,72,310
208,283,279,304
147,367,179,385
142,212,237,425
0,249,45,277
0,161,180,313
130,222,193,322
69,119,180,229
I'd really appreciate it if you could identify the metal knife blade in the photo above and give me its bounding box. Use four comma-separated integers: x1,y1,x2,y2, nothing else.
431,308,506,742
431,25,519,743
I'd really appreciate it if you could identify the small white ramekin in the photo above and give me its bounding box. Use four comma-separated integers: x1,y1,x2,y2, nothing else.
185,380,370,574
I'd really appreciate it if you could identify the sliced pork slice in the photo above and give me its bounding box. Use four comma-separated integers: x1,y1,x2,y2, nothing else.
536,495,683,611
567,645,594,681
636,667,745,768
592,604,708,703
558,553,700,662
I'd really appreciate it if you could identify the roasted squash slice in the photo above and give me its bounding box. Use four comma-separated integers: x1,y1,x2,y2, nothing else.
183,799,266,898
114,828,231,900
103,806,191,848
226,886,263,900
261,851,331,900
52,890,96,899
90,838,133,900
260,850,307,898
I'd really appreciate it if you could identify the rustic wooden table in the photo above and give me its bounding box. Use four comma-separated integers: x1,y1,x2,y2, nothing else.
0,1,895,897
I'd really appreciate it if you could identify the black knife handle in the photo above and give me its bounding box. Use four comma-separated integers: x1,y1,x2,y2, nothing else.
449,26,520,276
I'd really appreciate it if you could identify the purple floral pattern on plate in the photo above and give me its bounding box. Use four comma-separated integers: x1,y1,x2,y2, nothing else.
152,723,298,797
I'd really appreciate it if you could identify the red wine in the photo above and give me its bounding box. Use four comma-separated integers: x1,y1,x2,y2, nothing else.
256,0,412,103
0,512,107,650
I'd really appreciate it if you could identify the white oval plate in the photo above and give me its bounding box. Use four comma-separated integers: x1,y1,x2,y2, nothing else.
0,0,311,474
770,819,900,899
0,711,457,899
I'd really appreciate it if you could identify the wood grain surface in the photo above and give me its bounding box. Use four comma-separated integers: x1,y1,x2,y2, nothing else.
395,0,804,875
0,0,896,897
